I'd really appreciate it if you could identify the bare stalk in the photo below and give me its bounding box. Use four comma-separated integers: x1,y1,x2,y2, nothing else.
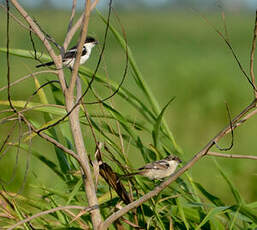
250,10,257,98
68,0,91,95
63,0,102,227
207,151,257,160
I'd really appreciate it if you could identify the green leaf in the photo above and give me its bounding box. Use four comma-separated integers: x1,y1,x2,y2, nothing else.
230,205,257,224
10,143,65,181
195,182,224,207
0,47,50,61
214,159,243,205
12,202,31,230
102,103,137,141
0,100,66,116
152,97,175,148
66,178,83,205
195,206,229,230
176,197,190,230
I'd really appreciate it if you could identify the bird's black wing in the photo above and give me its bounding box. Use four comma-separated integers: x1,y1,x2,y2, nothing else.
64,48,76,59
64,45,87,59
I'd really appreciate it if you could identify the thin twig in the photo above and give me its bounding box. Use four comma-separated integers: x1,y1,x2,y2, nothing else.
221,11,230,43
0,70,58,92
197,10,257,92
0,122,17,158
32,80,60,95
67,0,77,35
214,103,234,151
18,114,81,162
207,151,257,160
83,6,128,105
6,0,16,113
0,3,33,32
7,205,98,230
250,10,257,98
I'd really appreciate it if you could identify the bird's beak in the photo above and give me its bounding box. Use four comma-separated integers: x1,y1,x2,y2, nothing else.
94,40,99,45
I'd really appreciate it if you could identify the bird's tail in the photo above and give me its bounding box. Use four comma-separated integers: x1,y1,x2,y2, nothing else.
36,61,54,68
119,172,141,180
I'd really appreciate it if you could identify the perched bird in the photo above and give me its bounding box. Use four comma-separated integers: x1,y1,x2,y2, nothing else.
36,36,98,68
122,155,182,180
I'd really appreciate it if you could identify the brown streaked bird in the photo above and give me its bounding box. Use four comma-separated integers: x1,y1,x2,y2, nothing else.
122,155,182,180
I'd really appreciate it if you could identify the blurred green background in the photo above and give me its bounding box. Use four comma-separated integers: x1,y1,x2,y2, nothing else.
0,6,256,204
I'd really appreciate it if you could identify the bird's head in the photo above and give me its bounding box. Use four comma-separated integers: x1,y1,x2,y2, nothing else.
85,36,98,45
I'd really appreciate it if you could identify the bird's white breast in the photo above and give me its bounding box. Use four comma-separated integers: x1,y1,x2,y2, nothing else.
143,161,179,180
64,43,95,68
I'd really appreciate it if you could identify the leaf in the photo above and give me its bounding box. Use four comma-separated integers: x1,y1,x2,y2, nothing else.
176,197,190,230
194,182,224,207
66,179,83,205
102,103,137,141
0,100,66,116
33,77,49,105
0,47,50,61
195,206,229,230
10,143,65,181
12,202,31,230
152,97,175,148
214,159,243,204
230,205,257,224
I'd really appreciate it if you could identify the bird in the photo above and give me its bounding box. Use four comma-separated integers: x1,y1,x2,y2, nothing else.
36,36,98,68
122,155,182,180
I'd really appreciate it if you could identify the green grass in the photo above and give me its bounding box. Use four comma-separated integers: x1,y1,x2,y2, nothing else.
0,8,257,229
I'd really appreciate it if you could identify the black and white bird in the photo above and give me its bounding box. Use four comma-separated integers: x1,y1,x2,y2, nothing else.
123,155,182,180
36,36,98,68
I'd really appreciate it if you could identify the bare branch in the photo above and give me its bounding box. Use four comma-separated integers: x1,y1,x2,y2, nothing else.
67,0,77,34
7,205,98,230
207,151,257,160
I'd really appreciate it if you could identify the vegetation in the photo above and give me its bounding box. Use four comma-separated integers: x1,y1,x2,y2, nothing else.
0,4,256,230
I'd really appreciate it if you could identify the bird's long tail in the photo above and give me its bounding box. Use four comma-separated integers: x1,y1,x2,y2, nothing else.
36,61,54,68
119,172,141,180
